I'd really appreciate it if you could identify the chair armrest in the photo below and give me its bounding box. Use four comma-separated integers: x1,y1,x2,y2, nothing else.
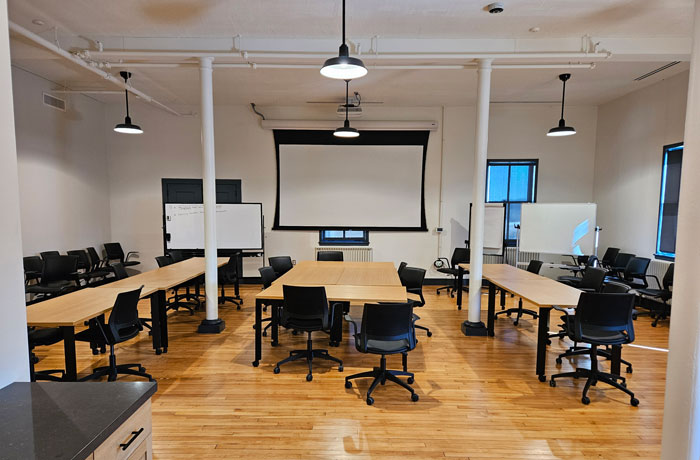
647,274,662,289
125,251,140,262
343,314,360,337
578,287,596,293
552,305,571,314
435,257,450,269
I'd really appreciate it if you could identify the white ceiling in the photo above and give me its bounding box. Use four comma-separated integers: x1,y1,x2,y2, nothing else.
6,0,695,111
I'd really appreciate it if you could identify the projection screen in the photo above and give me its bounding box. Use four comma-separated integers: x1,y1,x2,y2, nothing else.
273,131,429,230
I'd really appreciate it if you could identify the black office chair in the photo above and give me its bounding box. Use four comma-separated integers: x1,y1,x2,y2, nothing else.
104,242,140,267
258,266,279,337
612,257,651,290
155,256,195,315
344,302,419,405
606,252,635,278
317,251,344,261
23,256,43,285
28,327,65,381
397,261,407,278
76,286,153,382
549,292,639,406
168,250,186,262
600,247,621,270
218,255,242,308
39,250,60,261
111,262,151,333
557,256,598,286
400,266,431,337
25,255,79,301
269,256,294,277
559,266,606,292
636,263,674,327
68,249,110,286
86,246,113,277
273,286,343,381
494,260,543,326
435,247,470,297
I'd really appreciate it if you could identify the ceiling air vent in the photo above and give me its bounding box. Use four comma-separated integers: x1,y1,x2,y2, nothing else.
42,92,66,112
634,62,681,81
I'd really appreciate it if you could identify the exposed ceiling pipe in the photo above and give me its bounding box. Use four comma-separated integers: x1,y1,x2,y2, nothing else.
8,21,185,117
107,62,597,70
51,90,125,94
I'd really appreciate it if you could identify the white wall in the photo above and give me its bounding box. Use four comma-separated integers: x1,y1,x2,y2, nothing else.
13,66,111,256
0,0,29,387
594,71,689,258
105,100,599,277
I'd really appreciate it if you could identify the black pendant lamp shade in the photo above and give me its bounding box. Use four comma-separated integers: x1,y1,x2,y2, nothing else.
547,73,576,137
321,0,367,80
114,71,143,134
334,80,359,138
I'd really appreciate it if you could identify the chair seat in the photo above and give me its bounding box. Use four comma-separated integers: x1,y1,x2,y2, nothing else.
363,338,411,355
580,325,628,345
75,324,141,344
26,280,73,294
637,288,671,301
28,328,63,346
557,276,581,284
281,317,325,332
437,267,458,276
122,261,140,267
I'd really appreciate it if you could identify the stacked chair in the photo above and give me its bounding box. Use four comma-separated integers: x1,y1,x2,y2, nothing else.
636,263,674,327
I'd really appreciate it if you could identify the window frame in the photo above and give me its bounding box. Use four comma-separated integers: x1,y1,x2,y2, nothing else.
319,229,370,246
485,159,539,246
655,142,683,261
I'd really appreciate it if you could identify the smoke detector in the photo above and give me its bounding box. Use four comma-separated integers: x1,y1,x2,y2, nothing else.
487,2,504,13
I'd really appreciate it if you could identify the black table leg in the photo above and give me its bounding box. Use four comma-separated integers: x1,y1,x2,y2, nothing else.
60,326,77,382
159,290,169,353
610,345,622,376
271,301,279,347
330,302,346,346
456,266,464,310
500,288,506,308
150,291,164,354
536,306,551,382
253,298,262,367
487,282,496,337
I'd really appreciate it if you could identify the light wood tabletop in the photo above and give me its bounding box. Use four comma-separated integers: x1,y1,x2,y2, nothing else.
26,288,133,327
273,261,401,287
255,284,407,304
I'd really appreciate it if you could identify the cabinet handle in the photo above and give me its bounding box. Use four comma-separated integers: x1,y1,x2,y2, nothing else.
119,427,144,451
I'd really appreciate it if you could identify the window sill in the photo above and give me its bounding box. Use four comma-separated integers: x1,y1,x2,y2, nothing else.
654,253,675,262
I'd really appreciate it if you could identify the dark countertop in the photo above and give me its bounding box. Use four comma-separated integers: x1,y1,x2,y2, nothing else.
0,381,157,460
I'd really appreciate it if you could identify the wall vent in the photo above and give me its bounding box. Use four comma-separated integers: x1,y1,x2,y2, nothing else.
42,92,66,112
634,62,681,81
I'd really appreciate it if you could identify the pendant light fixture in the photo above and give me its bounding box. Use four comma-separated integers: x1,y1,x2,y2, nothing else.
547,73,576,137
321,0,367,80
334,80,360,138
114,71,143,134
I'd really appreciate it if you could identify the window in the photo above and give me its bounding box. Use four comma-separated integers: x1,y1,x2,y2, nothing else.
486,159,538,245
319,230,369,246
656,143,683,260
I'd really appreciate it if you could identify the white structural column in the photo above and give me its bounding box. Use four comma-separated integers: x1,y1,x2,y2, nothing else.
661,1,700,456
197,56,225,333
462,58,492,336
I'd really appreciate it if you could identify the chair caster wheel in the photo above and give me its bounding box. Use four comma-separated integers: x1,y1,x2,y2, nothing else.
163,348,167,353
407,377,414,384
555,357,562,365
581,396,590,405
651,323,657,327
436,291,440,295
292,330,299,336
92,349,99,356
155,349,162,355
621,382,627,388
273,367,280,374
306,374,313,382
427,331,433,337
626,366,633,374
411,393,419,402
513,320,519,326
631,397,639,407
549,380,556,387
237,305,241,310
450,293,454,298
538,375,546,382
139,366,146,372
262,331,267,337
457,306,461,310
506,312,512,317
546,339,552,345
632,314,637,320
345,380,352,389
338,365,343,372
366,397,374,406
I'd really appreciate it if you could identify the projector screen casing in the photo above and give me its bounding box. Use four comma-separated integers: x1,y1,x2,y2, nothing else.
273,130,429,231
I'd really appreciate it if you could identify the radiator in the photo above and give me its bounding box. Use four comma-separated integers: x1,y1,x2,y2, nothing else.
315,247,373,262
484,247,539,267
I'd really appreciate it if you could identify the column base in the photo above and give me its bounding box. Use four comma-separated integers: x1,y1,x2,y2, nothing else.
461,320,488,337
197,319,226,334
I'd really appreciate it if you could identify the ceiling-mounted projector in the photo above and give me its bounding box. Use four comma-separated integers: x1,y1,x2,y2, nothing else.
337,104,363,118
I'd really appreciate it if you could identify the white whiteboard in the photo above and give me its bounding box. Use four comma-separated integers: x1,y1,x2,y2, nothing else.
470,203,506,256
165,203,263,250
520,203,596,255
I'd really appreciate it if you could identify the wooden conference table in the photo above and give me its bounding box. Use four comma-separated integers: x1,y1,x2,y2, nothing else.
455,263,622,381
26,257,227,381
252,261,407,367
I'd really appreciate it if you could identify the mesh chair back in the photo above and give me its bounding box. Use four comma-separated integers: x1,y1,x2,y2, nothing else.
42,255,78,284
269,256,293,276
579,267,607,291
663,263,675,290
40,251,60,261
625,257,650,279
527,260,544,274
220,256,238,283
397,262,408,277
107,287,143,343
67,250,90,270
451,248,470,268
112,263,129,280
357,302,416,353
576,255,589,266
281,285,330,329
155,255,173,267
104,243,126,261
400,267,426,289
602,281,631,294
258,266,277,289
613,252,635,269
86,247,103,270
317,251,344,261
169,250,185,262
573,292,635,344
601,247,620,266
23,256,43,274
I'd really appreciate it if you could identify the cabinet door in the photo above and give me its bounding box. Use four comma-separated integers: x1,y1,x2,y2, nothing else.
127,434,152,460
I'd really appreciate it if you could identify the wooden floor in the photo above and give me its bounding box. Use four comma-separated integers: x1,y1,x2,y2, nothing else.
33,285,669,459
